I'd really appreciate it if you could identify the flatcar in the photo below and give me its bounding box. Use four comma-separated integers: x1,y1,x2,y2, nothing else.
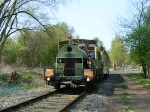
44,35,110,89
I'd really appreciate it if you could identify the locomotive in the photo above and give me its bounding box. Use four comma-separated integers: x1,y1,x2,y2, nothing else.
44,35,110,89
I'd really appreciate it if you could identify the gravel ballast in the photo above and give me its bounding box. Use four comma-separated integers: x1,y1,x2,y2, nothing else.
0,86,54,111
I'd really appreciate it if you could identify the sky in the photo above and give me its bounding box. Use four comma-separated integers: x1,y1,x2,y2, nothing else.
55,0,130,50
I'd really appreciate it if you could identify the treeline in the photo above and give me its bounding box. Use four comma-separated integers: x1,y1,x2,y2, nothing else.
109,35,127,70
1,22,74,67
125,0,150,78
117,0,150,78
0,0,72,67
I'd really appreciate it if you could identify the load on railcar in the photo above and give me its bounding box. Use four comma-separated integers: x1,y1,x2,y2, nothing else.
44,35,110,89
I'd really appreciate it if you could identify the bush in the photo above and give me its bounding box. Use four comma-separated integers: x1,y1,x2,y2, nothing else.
0,73,9,86
0,70,47,90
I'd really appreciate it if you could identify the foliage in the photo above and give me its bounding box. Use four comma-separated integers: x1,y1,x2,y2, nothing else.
0,0,69,55
42,43,58,66
109,35,127,67
0,71,46,87
125,53,131,65
0,72,9,86
1,22,74,67
0,0,74,67
16,71,33,85
126,26,150,63
119,0,150,78
2,38,21,64
0,71,51,97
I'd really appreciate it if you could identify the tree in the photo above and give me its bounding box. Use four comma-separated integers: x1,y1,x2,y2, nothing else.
16,22,74,67
118,0,150,78
34,22,75,67
0,0,68,55
109,35,127,70
2,38,20,64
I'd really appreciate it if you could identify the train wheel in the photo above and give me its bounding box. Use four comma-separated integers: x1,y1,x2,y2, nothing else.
84,82,90,91
105,73,109,78
54,84,60,90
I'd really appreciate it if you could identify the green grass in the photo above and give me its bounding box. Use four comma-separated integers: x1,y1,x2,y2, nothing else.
121,91,136,111
127,74,150,85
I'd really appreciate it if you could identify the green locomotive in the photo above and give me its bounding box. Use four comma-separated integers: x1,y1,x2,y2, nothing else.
44,35,110,89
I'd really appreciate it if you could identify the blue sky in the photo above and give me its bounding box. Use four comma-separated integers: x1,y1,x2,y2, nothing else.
56,0,129,50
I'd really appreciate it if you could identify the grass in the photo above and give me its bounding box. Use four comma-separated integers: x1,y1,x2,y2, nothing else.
121,91,136,111
127,74,150,85
120,82,137,111
115,73,136,111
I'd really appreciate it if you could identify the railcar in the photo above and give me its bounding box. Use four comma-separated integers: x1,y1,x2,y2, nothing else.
44,35,110,89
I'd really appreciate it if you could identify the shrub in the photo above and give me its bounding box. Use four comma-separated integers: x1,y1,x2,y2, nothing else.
127,74,150,85
0,73,9,86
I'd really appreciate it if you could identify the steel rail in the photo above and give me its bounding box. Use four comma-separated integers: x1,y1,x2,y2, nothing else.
0,88,86,112
60,91,86,112
0,89,60,112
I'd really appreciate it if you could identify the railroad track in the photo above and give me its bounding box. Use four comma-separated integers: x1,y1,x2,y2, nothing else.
0,87,86,112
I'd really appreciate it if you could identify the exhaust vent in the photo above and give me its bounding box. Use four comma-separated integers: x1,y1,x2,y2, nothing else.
67,47,72,52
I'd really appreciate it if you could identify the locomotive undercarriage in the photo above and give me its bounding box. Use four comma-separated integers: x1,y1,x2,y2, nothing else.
46,76,92,89
46,72,104,89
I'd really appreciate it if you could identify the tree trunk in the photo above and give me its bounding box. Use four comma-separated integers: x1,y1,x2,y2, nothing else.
142,65,147,79
113,63,116,71
146,62,150,79
0,36,8,56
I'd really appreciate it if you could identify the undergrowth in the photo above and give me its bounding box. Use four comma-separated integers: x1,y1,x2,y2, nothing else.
0,71,49,97
127,74,150,85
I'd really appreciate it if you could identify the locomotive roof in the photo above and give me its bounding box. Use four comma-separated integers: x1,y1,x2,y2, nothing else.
57,44,89,59
58,39,98,53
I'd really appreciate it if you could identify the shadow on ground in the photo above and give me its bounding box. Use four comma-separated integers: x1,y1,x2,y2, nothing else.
95,73,127,96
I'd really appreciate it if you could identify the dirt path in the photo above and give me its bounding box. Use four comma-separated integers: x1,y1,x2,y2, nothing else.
109,71,150,112
122,74,150,112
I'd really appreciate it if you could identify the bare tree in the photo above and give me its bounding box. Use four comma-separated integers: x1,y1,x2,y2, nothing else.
0,0,67,55
118,0,150,78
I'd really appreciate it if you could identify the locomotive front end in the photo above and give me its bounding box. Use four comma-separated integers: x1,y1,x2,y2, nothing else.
44,35,94,89
55,38,91,88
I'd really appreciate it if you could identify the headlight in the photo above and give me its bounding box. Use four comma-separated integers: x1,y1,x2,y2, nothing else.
47,77,50,81
87,78,90,81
